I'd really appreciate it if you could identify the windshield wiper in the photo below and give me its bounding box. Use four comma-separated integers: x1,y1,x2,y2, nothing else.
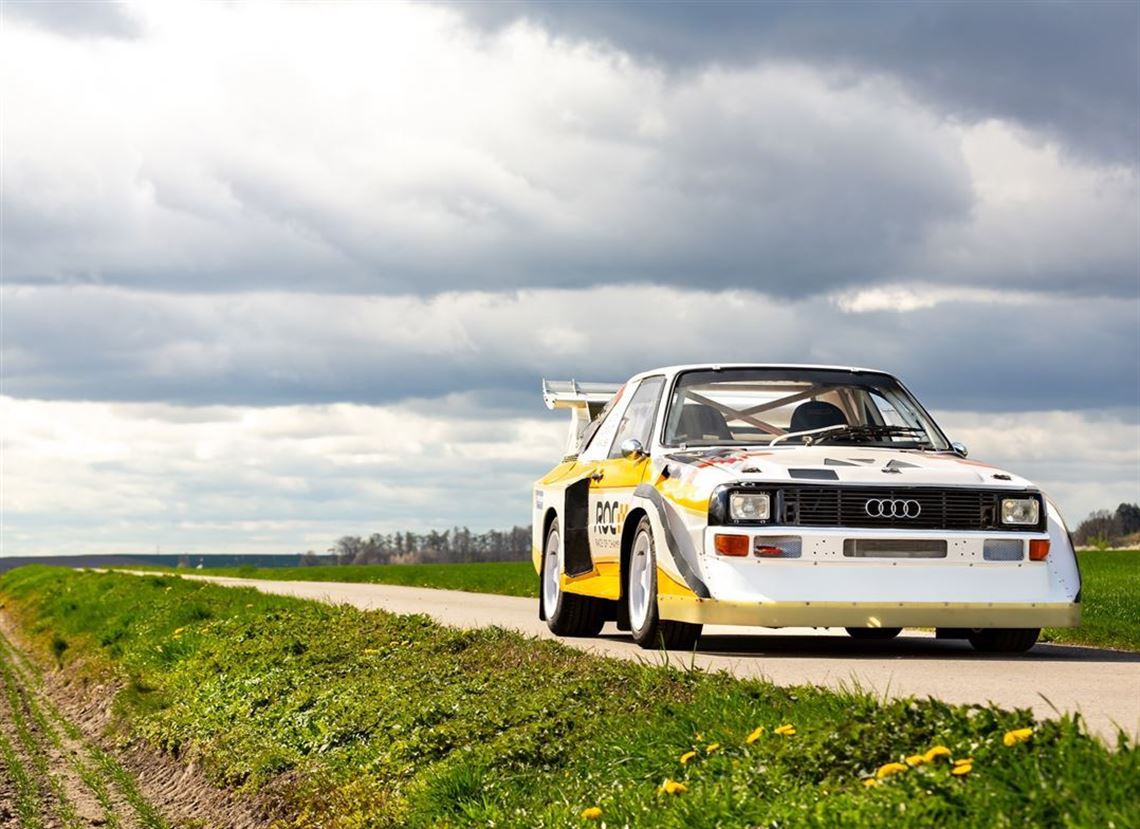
808,424,931,446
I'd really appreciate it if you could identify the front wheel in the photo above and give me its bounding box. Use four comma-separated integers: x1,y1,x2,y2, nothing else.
967,628,1040,654
542,519,605,637
627,517,701,650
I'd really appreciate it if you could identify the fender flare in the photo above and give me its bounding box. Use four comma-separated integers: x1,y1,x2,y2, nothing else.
632,484,711,599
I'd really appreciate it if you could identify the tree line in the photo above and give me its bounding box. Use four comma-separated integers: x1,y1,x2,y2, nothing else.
311,526,533,566
1072,503,1140,549
304,501,1140,567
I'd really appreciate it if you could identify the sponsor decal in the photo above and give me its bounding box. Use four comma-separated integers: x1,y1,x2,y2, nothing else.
535,490,544,510
592,499,629,550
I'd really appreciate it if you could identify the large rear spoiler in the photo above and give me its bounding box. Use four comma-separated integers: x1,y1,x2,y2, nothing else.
542,379,622,456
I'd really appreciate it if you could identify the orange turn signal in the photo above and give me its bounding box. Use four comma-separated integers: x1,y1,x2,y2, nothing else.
714,533,750,557
1028,539,1050,561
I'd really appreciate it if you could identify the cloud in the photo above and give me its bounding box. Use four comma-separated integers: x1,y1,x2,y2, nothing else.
2,395,1133,557
1,0,141,40
443,0,1140,163
4,284,1137,414
2,2,1135,299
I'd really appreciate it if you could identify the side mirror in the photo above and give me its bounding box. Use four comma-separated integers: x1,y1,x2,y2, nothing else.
620,438,646,460
951,441,968,458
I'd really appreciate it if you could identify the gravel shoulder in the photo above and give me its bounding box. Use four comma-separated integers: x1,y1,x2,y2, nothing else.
0,614,267,829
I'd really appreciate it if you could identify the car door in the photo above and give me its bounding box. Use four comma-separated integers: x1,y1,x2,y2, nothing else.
586,376,666,565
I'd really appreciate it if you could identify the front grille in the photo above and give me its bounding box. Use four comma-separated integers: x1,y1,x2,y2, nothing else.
780,487,1040,532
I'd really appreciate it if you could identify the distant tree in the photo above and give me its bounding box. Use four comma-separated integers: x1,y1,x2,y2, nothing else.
1116,503,1140,536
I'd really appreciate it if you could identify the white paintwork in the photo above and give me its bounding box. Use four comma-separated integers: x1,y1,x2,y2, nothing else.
534,364,1082,629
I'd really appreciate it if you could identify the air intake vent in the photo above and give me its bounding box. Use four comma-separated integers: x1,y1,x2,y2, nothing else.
843,539,948,558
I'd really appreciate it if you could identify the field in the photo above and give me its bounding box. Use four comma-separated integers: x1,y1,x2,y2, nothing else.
128,550,1140,651
1,566,1136,829
129,560,540,598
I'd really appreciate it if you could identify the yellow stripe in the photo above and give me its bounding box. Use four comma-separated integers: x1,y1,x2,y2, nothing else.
562,561,621,600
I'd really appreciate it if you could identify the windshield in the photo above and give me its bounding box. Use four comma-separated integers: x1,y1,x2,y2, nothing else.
662,368,950,450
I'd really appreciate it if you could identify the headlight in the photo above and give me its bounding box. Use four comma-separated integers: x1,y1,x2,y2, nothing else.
1001,497,1040,526
729,492,770,521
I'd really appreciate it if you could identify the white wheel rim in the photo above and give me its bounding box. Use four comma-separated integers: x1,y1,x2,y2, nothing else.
629,530,652,631
543,528,561,614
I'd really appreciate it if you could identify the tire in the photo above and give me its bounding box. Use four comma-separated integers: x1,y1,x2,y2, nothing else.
627,517,702,650
542,519,605,637
967,628,1040,654
846,627,902,640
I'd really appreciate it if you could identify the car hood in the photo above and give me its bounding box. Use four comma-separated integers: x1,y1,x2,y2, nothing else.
658,446,1036,490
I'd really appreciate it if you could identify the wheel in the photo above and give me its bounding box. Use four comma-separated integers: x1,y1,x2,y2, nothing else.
967,628,1040,653
846,627,902,640
627,517,702,650
542,519,605,637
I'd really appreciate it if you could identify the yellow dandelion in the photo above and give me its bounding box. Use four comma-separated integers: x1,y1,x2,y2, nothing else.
904,754,926,767
745,726,765,744
660,779,688,795
695,732,704,742
680,750,697,765
706,742,721,753
875,762,908,779
1003,727,1033,747
172,627,185,636
863,778,879,788
951,763,973,776
953,757,973,767
923,745,952,763
580,806,602,820
774,724,796,736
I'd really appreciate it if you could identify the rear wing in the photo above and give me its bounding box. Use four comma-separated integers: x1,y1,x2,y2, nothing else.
542,379,622,456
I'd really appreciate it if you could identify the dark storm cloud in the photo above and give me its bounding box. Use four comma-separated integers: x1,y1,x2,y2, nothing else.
2,0,140,39
4,285,1136,414
446,0,1140,163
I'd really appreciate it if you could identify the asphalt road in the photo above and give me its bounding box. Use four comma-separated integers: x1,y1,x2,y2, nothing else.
172,574,1139,742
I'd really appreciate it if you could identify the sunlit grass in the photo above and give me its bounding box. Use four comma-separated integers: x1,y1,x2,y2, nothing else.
2,566,1137,828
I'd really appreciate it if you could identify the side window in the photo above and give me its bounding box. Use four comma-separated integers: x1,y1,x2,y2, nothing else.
608,376,664,458
578,384,629,461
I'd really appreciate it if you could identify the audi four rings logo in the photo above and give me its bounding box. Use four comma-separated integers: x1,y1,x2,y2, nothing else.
864,498,922,518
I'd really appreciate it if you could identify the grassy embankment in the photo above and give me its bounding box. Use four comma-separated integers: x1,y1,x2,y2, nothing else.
1,567,1137,829
0,625,167,828
131,550,1140,651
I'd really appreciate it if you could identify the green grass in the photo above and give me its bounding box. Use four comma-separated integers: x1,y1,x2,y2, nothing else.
1042,550,1140,650
119,560,540,598
1,566,1137,829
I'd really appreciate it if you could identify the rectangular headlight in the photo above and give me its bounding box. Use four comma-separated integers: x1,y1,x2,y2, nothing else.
729,492,770,521
1001,497,1040,526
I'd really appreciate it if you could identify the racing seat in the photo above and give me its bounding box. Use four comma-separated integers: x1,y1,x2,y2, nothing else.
789,400,848,433
676,403,733,442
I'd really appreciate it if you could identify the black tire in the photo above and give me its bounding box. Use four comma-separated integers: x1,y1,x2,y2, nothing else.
967,628,1040,654
542,519,606,637
628,517,702,650
846,627,902,640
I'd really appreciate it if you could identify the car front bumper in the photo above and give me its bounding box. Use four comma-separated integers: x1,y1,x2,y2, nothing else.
657,595,1080,628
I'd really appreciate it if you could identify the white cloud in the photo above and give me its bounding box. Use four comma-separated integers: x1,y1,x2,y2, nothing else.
3,2,1133,297
2,396,1133,557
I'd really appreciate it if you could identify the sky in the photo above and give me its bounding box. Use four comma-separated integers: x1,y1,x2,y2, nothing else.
1,0,1138,557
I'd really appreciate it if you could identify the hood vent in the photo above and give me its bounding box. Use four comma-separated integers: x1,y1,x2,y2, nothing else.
789,469,840,480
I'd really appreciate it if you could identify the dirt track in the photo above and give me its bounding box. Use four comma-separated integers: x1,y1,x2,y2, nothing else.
0,618,267,829
173,574,1140,743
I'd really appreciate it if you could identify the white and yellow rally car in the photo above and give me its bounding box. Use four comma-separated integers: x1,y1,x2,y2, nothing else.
533,365,1080,653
